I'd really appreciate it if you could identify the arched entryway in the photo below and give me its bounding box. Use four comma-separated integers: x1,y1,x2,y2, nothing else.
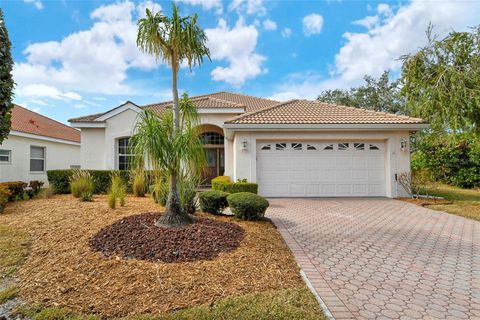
198,124,225,186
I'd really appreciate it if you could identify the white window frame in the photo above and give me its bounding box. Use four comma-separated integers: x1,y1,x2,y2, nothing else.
117,137,133,170
0,149,11,164
30,145,46,173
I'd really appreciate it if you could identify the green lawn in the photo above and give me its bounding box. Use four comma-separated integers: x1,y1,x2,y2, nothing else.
423,183,480,221
14,288,324,320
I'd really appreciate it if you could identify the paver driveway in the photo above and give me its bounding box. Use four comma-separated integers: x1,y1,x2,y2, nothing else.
267,198,480,319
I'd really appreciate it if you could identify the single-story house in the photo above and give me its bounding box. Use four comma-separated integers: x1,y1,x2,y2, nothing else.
69,92,427,198
0,105,81,184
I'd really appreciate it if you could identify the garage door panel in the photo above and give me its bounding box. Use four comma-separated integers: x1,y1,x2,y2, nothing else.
290,183,305,195
257,141,386,197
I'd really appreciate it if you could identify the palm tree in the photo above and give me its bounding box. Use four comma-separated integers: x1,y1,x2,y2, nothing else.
130,94,206,226
136,3,210,227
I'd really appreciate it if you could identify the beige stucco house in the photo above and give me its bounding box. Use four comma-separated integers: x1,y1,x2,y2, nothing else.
0,105,81,184
69,92,427,198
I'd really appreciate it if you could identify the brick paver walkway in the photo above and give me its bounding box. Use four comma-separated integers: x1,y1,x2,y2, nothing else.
267,198,480,319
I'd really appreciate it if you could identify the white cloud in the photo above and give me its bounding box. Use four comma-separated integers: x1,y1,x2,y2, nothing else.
281,28,292,38
14,1,161,102
263,19,277,31
335,0,480,82
136,0,162,18
17,84,82,101
206,18,266,86
271,0,480,100
269,72,349,101
229,0,266,15
302,13,323,36
73,104,87,109
23,0,43,10
176,0,222,13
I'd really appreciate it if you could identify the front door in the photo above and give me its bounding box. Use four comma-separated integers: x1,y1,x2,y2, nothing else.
202,148,224,186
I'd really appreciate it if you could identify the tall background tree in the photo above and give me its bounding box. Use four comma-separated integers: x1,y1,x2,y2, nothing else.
136,4,210,227
317,71,405,114
0,8,14,144
400,25,480,134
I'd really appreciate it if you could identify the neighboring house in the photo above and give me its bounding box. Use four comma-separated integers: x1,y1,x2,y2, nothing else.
69,92,427,198
0,105,81,183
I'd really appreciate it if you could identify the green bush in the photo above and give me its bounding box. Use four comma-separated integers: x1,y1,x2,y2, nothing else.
108,174,127,209
414,134,480,188
131,169,146,197
227,192,269,221
0,186,11,213
69,170,94,201
198,190,229,215
180,174,200,215
47,170,131,194
211,176,258,194
0,181,28,201
150,179,169,206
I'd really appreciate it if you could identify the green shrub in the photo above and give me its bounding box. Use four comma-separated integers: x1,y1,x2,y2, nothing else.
150,178,168,206
414,134,480,188
108,174,126,209
131,169,146,197
198,190,229,215
26,180,44,198
180,174,200,215
69,170,94,201
47,170,131,194
0,186,11,213
227,192,269,221
0,181,28,201
211,176,258,194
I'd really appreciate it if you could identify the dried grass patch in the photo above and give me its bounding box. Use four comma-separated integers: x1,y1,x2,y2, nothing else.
0,195,303,317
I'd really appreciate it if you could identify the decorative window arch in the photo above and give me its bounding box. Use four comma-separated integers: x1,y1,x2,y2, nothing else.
306,144,317,150
369,144,380,150
200,132,224,145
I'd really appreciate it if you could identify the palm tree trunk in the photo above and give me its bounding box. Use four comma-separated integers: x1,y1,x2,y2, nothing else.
156,61,193,227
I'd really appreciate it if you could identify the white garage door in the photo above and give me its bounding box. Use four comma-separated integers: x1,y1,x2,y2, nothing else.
256,141,386,197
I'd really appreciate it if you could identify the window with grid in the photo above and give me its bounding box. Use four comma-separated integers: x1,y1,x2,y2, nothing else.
200,132,224,145
0,150,11,163
118,137,133,170
30,146,45,172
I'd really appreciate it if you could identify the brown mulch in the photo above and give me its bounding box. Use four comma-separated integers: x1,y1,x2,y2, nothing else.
0,195,303,317
90,213,245,263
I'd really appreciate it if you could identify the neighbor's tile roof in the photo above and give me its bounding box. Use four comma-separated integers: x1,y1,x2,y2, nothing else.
11,105,81,143
226,99,426,125
69,92,279,123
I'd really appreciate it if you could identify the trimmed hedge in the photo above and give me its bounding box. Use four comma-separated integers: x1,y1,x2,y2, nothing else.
211,176,258,194
198,190,229,215
227,192,269,221
47,170,132,194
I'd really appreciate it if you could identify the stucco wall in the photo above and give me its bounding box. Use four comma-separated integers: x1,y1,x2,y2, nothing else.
230,130,412,198
80,128,105,169
0,134,80,184
78,109,238,170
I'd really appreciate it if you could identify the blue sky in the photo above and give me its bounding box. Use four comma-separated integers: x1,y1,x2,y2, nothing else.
2,0,480,124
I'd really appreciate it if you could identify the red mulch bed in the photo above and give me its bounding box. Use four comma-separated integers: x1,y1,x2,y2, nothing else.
89,213,245,263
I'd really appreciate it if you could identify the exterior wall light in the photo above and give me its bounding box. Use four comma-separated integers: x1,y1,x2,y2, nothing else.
241,139,248,151
400,137,408,152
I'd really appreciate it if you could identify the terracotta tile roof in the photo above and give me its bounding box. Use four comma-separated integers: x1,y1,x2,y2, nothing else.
11,105,80,143
226,99,426,125
69,92,279,123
